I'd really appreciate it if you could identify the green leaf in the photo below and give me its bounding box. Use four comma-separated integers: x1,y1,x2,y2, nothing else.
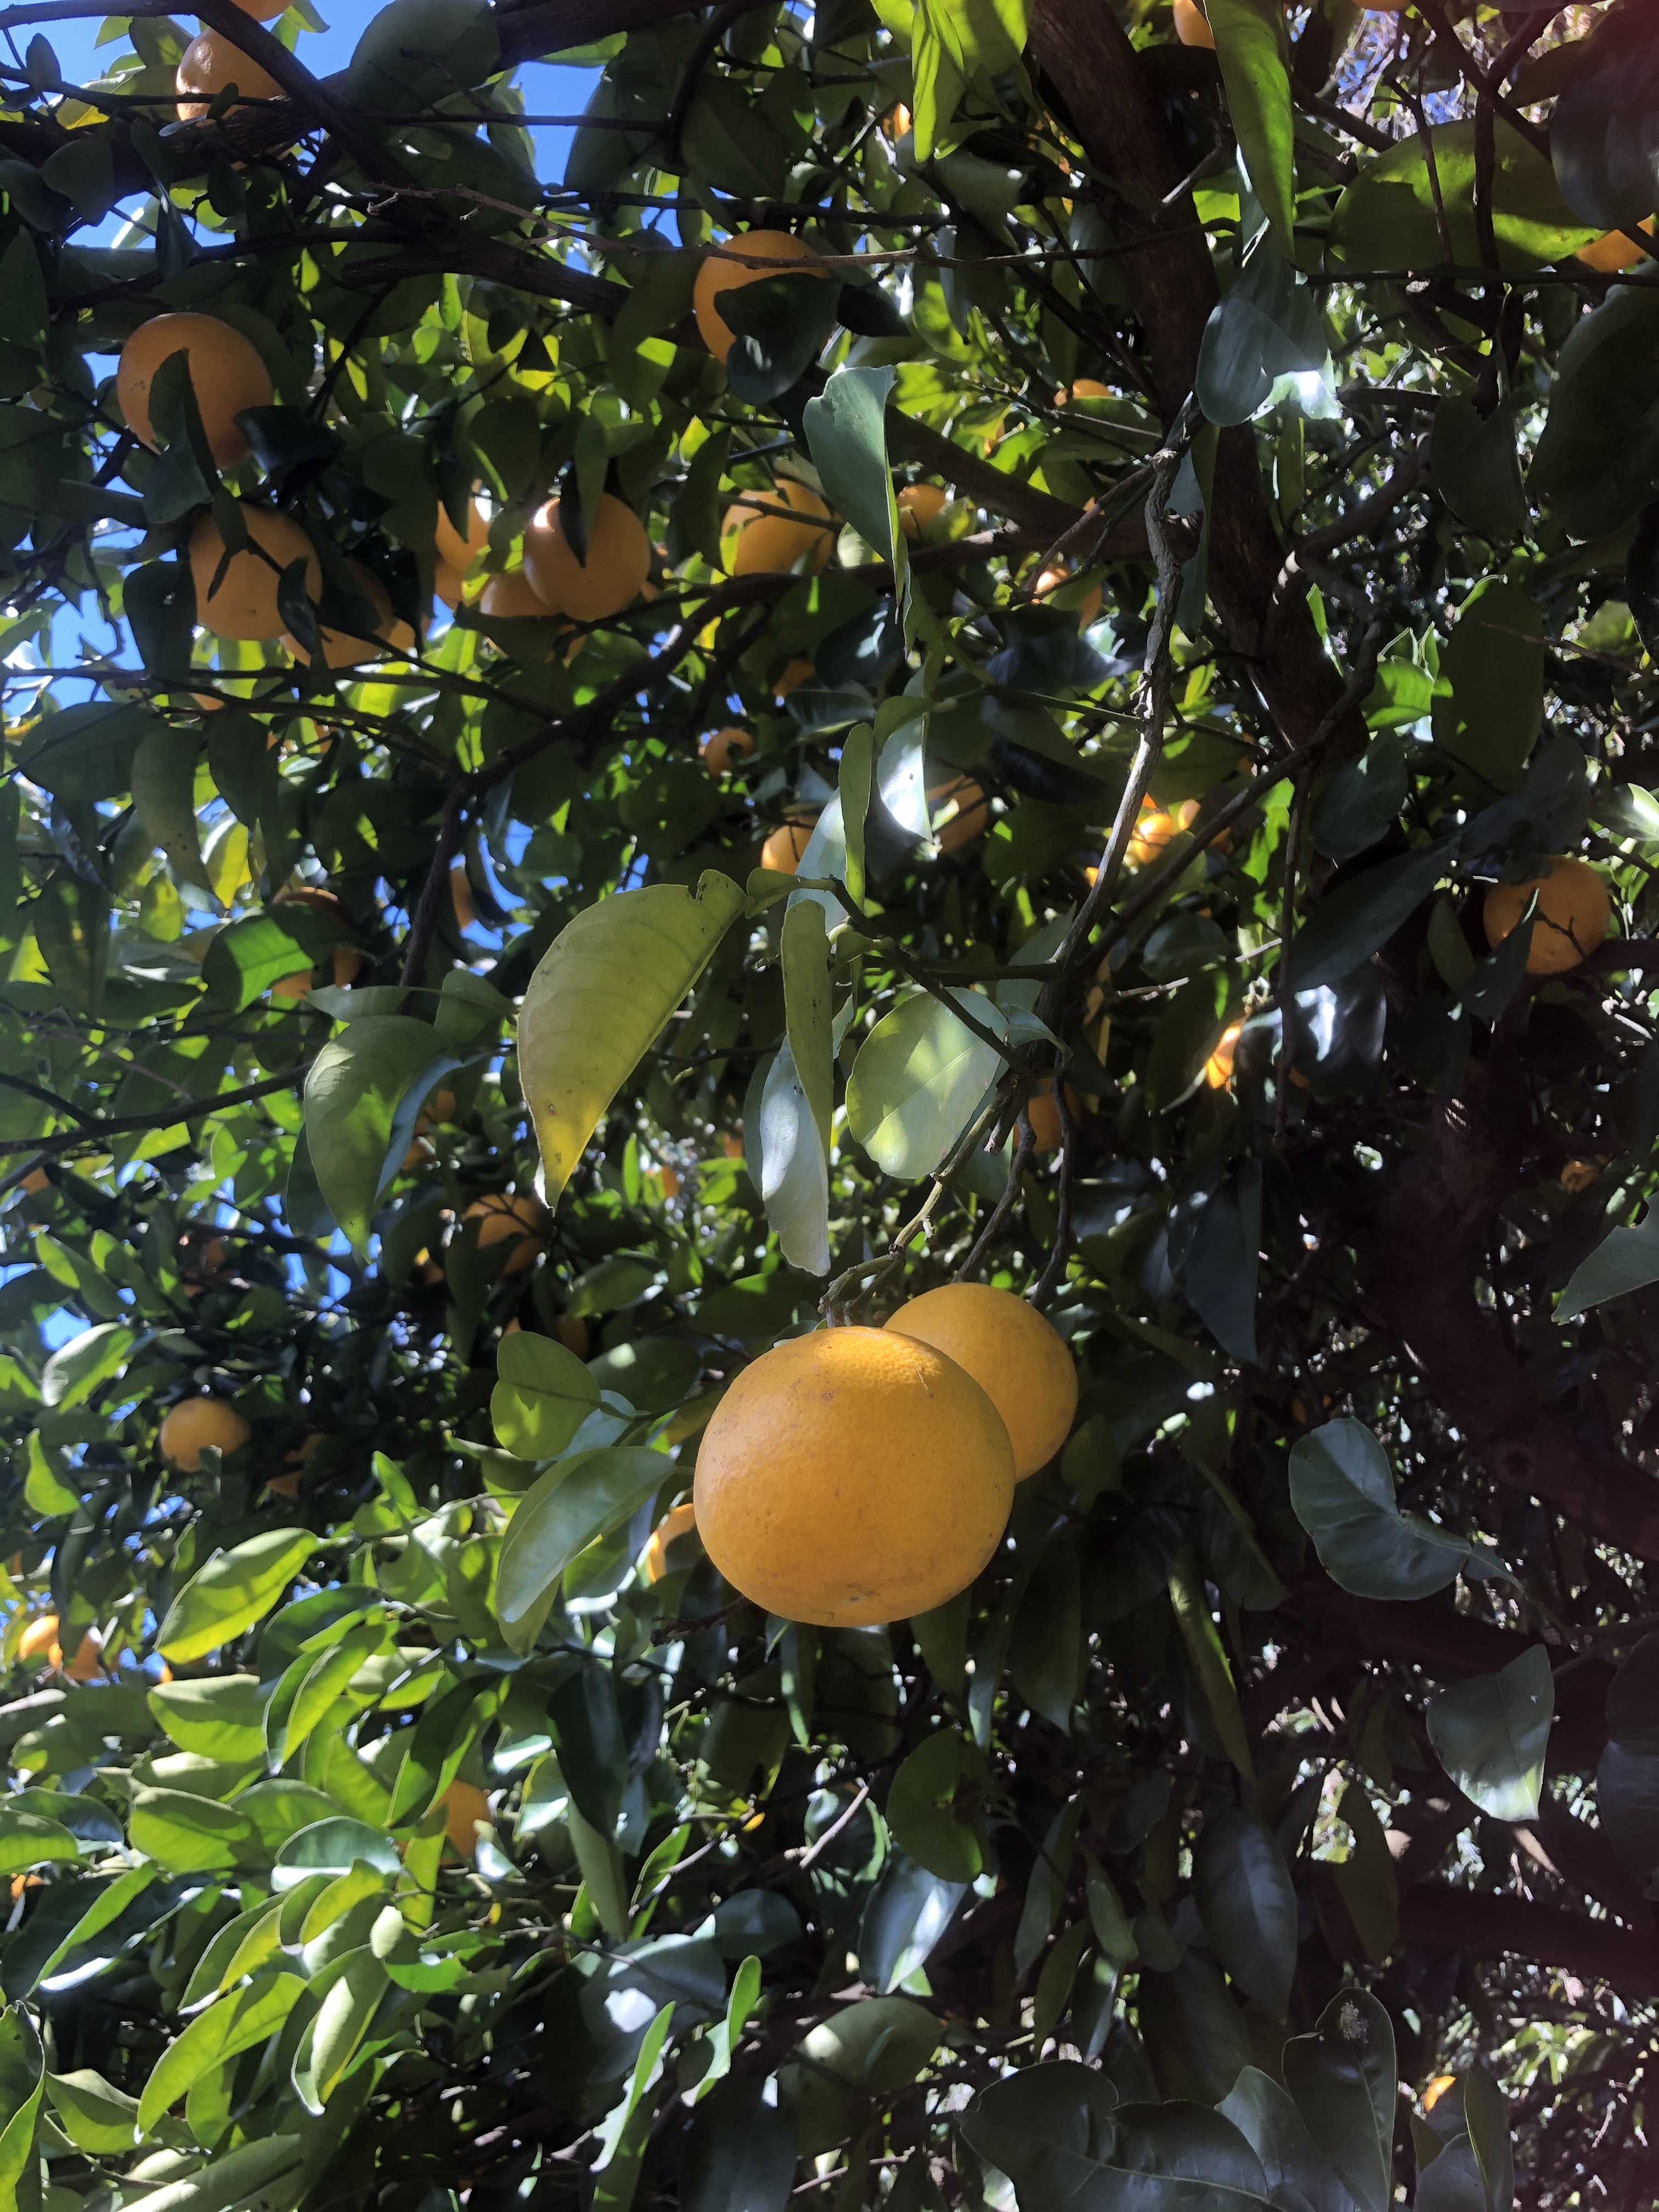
1169,1545,1253,1780
1430,397,1528,542
149,1674,268,1762
46,2068,140,2157
1289,1418,1509,1600
125,2135,303,2209
519,872,744,1211
719,274,844,407
754,1039,831,1277
804,365,906,592
124,559,196,685
1331,1780,1397,1963
41,1321,133,1410
304,1014,460,1253
1135,1953,1259,2107
0,1809,78,1876
1192,1810,1296,2021
1550,0,1659,228
846,988,1005,1178
132,724,212,899
680,2075,797,2212
1196,244,1325,425
1207,0,1295,254
33,872,110,1017
1184,1162,1260,1365
495,1448,670,1649
1556,1207,1659,1320
1282,1988,1396,2212
781,900,834,1154
201,912,317,1012
137,1971,306,2134
0,2005,43,2196
1430,578,1544,792
911,0,1028,162
885,1728,986,1881
1308,733,1408,864
304,1949,388,2107
1289,847,1446,991
1530,282,1659,538
128,1786,257,1873
1328,120,1598,272
346,0,499,110
1219,2066,1351,2212
1426,1646,1554,1821
838,724,876,906
157,1528,317,1663
491,1330,602,1459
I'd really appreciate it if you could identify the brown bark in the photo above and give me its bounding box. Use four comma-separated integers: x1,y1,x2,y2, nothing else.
1400,1882,1659,1999
1026,0,1369,760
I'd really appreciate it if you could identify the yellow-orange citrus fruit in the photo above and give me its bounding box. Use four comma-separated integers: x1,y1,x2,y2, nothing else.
1205,1018,1244,1090
897,483,949,539
692,1327,1015,1625
694,229,828,360
885,1282,1078,1481
1483,856,1611,975
1423,2074,1458,2113
232,0,288,16
523,492,651,622
190,506,320,642
116,312,272,470
659,1162,682,1200
284,562,413,667
20,1168,48,1195
1172,0,1215,43
929,776,990,853
417,1088,458,1133
885,103,912,142
1560,1159,1600,1193
442,1780,491,1857
701,726,755,776
1022,1076,1073,1152
451,864,476,933
1576,218,1657,272
16,1614,58,1663
727,478,834,575
63,1629,104,1683
435,498,489,576
642,1500,698,1583
477,568,551,620
1034,562,1104,628
160,1397,252,1471
555,1314,590,1358
269,1431,323,1498
1127,795,1199,867
720,1130,744,1159
775,657,814,698
1055,378,1113,406
176,27,285,117
761,818,817,874
466,1192,545,1273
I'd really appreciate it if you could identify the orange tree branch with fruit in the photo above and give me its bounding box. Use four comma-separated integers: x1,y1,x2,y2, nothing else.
1,0,1658,2203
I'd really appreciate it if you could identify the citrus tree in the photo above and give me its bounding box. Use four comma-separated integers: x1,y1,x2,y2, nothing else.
2,0,1659,2202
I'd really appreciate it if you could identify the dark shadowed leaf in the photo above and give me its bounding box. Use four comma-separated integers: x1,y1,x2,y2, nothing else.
1192,1810,1297,2021
1282,1989,1396,2212
1289,1418,1509,1599
1426,1646,1554,1820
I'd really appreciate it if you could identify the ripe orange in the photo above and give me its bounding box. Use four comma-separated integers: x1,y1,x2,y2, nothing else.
466,1193,546,1273
555,1314,590,1358
726,478,834,575
1576,218,1657,273
701,726,755,776
268,1431,323,1498
189,506,320,642
1034,562,1104,628
441,1780,491,1857
1172,0,1215,43
774,658,814,699
175,28,284,117
417,1089,458,1134
929,776,990,853
1054,379,1113,406
160,1398,252,1471
1205,1018,1244,1090
1483,857,1610,975
642,1501,698,1583
523,493,651,622
231,0,287,15
20,1168,48,1195
16,1615,59,1663
884,1282,1077,1482
659,1162,682,1201
284,563,414,667
1127,797,1199,867
693,229,828,362
477,568,552,620
896,483,949,539
116,312,272,470
693,1327,1014,1625
1022,1076,1080,1152
761,818,817,874
18,1617,101,1680
435,499,489,578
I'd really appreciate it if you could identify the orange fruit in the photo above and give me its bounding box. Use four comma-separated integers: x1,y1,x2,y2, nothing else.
63,1629,104,1684
19,1168,48,1195
465,1193,546,1274
1034,562,1104,628
441,1780,491,1858
16,1615,59,1663
477,568,552,621
189,506,320,642
642,1500,698,1583
1576,218,1656,273
555,1314,590,1358
522,492,651,622
659,1163,682,1201
1205,1019,1244,1090
435,498,489,577
720,1131,744,1160
160,1398,252,1471
284,562,414,668
896,483,949,539
1172,0,1215,43
1127,796,1199,867
1560,1159,1600,1193
231,0,288,15
701,726,755,776
451,864,476,933
693,229,828,362
417,1088,458,1134
726,478,834,576
1054,379,1113,406
761,818,817,874
774,658,814,699
268,1431,323,1498
175,27,285,117
884,1282,1078,1482
929,776,990,853
692,1327,1015,1626
1483,857,1610,975
116,312,272,470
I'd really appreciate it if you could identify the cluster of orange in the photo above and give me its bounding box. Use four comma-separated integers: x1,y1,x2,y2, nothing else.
653,1282,1080,1627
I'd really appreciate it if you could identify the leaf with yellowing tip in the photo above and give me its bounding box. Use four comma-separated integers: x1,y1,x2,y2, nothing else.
517,871,745,1207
